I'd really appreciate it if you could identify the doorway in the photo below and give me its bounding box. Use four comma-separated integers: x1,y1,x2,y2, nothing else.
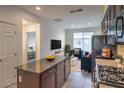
22,19,40,63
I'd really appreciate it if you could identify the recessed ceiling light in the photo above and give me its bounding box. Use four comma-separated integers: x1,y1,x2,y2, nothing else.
36,6,41,10
71,24,74,27
88,23,91,25
22,20,27,24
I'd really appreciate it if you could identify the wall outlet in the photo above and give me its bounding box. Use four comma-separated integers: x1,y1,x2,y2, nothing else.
19,76,22,82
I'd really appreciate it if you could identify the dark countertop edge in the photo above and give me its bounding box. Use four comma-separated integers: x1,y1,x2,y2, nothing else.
15,65,41,74
16,68,41,75
15,56,67,74
96,56,115,60
98,81,124,88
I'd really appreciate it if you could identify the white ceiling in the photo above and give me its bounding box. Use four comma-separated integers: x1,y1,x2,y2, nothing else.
20,5,105,30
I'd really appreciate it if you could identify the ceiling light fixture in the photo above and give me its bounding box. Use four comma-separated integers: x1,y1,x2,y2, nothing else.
36,6,41,10
22,20,27,24
88,23,91,25
71,24,74,27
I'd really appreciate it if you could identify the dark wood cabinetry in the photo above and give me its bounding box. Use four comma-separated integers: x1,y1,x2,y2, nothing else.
17,69,40,88
56,61,65,88
17,56,70,88
64,58,70,81
102,5,124,34
111,5,116,21
115,5,120,16
41,66,56,88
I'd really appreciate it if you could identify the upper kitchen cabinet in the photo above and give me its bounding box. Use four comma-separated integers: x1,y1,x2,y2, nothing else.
115,5,121,16
119,5,124,15
102,5,124,44
111,6,116,22
102,5,124,34
102,8,109,33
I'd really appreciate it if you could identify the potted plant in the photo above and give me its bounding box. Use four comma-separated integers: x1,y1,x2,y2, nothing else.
64,44,71,57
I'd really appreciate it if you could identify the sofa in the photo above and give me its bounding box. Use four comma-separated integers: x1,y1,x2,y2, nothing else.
81,56,91,72
70,48,83,60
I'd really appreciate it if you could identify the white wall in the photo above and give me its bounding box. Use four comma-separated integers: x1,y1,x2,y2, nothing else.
0,6,65,64
39,19,65,57
65,27,102,49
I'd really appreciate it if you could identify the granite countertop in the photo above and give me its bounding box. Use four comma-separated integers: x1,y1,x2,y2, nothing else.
16,55,67,74
96,57,124,68
96,56,115,60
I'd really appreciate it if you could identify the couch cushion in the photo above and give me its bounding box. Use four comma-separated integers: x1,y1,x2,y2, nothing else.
74,48,80,54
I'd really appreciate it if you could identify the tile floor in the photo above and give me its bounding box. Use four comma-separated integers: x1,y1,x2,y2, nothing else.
63,61,94,88
6,59,94,88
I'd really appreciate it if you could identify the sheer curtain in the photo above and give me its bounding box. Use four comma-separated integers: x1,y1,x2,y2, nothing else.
73,32,93,52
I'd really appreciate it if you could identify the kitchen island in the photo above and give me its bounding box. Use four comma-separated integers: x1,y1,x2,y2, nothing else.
16,55,70,88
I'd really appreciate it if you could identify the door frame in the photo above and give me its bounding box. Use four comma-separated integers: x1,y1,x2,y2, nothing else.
22,19,40,63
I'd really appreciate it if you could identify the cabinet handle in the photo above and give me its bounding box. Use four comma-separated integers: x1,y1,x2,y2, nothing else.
49,70,56,74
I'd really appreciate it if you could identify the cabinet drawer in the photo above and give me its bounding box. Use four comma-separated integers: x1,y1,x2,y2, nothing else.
56,61,65,88
64,58,70,81
41,66,56,79
40,66,56,88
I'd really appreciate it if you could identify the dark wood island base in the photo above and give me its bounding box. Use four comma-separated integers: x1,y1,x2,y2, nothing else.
16,56,70,88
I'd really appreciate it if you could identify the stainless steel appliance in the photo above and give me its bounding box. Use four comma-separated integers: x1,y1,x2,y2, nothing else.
115,16,124,42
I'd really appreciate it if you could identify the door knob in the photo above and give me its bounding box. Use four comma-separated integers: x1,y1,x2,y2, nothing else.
0,59,2,62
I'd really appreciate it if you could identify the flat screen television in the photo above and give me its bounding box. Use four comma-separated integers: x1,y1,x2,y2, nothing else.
51,39,61,50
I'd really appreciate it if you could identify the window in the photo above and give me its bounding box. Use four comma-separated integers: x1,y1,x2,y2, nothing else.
73,32,93,52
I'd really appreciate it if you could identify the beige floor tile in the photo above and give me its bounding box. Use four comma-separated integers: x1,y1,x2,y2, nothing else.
63,59,94,88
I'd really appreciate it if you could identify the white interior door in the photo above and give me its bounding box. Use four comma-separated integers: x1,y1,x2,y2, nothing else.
0,22,16,86
2,36,15,81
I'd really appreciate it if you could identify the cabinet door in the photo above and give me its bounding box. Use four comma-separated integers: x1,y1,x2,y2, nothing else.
0,36,1,59
119,5,124,13
102,19,105,32
0,62,2,83
0,25,2,58
104,14,108,32
41,67,56,88
0,24,2,84
64,58,70,81
115,5,120,16
56,61,64,88
111,5,116,21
